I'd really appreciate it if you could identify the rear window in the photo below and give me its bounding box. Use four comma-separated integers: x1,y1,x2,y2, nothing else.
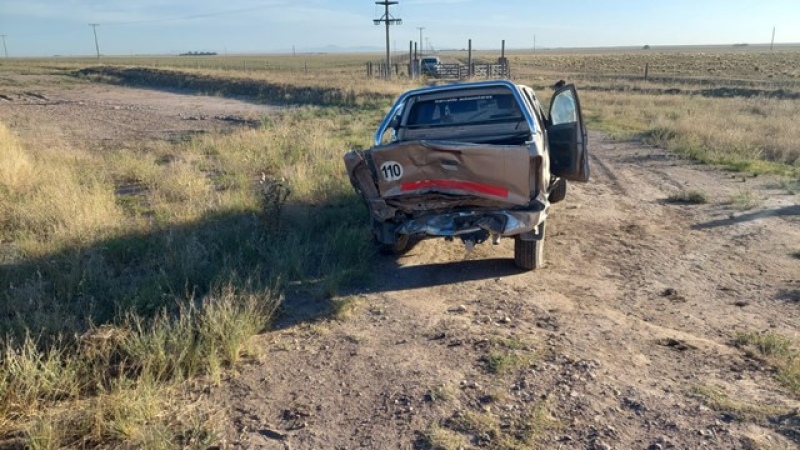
422,57,439,64
405,92,524,128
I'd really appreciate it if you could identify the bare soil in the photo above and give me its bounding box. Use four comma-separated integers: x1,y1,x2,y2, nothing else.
3,74,799,449
0,73,279,151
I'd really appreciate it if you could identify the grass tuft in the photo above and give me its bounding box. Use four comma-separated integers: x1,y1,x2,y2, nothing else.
734,332,800,395
729,189,760,210
666,189,710,205
734,332,793,358
690,385,788,422
442,401,559,450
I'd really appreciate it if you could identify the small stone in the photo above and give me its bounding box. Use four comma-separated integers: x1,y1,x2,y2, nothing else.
449,305,468,313
593,440,612,450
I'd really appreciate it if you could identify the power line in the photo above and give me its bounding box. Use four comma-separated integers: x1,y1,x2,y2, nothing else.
96,4,285,27
88,24,100,60
373,1,402,79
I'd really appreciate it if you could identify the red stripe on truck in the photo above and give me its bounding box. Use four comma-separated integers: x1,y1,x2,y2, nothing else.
400,180,509,198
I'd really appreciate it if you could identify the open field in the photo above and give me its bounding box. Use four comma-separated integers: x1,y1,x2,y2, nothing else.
1,46,799,448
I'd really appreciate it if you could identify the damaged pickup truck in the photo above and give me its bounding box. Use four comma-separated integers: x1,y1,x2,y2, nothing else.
344,80,589,269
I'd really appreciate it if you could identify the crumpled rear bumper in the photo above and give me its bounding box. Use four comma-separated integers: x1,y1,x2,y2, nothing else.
396,198,547,238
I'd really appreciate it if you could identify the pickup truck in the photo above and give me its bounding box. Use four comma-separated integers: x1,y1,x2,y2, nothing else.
344,80,589,269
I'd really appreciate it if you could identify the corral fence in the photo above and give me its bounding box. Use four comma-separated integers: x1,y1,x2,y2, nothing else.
367,38,513,80
365,61,510,80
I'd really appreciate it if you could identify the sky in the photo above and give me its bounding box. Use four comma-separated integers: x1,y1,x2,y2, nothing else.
0,0,798,57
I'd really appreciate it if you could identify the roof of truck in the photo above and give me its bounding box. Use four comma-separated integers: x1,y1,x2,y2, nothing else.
373,80,536,146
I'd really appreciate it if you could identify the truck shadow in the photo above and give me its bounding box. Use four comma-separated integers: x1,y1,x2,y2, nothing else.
379,257,524,293
275,255,525,330
692,205,800,230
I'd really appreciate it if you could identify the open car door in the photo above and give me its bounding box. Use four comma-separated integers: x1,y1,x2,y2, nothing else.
547,84,589,182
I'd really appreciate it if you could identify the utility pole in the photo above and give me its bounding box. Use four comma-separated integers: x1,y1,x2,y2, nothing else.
770,27,776,51
0,35,7,59
374,1,402,79
417,27,425,55
88,23,100,60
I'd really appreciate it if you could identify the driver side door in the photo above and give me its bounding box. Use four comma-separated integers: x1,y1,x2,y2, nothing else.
547,84,589,182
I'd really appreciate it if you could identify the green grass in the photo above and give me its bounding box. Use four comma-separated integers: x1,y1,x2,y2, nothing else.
666,189,710,205
734,332,800,395
482,352,526,374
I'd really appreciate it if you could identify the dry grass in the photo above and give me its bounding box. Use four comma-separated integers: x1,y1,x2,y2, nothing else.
734,332,800,395
690,384,789,422
0,283,273,448
577,90,800,174
0,71,383,446
442,401,559,450
2,48,800,445
0,125,123,253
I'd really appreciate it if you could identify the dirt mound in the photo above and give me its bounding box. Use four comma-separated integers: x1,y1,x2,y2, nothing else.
580,83,800,100
76,67,392,107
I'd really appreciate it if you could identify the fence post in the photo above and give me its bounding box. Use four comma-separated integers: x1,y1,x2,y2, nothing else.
644,62,649,82
467,39,473,78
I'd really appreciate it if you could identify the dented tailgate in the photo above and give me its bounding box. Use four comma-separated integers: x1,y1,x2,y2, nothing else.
365,140,533,207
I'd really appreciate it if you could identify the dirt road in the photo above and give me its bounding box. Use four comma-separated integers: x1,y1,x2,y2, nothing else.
0,73,278,150
2,75,798,449
217,134,799,449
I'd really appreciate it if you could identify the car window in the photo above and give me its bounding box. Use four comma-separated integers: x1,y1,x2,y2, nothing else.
406,93,523,128
551,90,577,126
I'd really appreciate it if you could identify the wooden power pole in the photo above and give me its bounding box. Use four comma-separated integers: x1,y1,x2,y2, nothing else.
0,35,7,59
89,24,101,60
373,1,402,79
771,27,776,51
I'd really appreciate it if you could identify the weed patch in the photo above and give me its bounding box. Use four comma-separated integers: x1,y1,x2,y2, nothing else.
690,385,788,422
666,190,710,205
729,189,760,210
0,81,385,446
734,332,800,395
442,401,559,450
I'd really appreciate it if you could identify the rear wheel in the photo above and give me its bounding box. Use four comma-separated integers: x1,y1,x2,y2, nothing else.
514,222,546,270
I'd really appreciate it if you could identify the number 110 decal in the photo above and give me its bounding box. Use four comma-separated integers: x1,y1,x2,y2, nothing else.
380,161,404,181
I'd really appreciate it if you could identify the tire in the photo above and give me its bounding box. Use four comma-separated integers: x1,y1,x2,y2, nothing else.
549,178,567,204
378,233,410,255
514,222,546,270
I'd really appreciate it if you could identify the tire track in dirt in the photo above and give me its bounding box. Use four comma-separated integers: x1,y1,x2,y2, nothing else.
218,131,799,449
